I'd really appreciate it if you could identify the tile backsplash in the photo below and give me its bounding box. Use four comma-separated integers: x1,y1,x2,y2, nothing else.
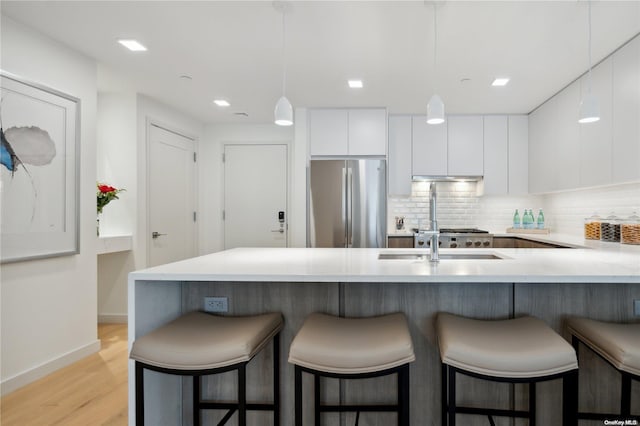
388,181,640,237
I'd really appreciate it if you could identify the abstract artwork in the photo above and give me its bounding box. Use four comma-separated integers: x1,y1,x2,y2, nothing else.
1,71,80,263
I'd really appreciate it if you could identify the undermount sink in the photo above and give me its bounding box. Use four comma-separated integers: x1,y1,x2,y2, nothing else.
378,253,503,260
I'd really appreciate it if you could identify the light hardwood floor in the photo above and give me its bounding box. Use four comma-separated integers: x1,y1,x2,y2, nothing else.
1,323,128,426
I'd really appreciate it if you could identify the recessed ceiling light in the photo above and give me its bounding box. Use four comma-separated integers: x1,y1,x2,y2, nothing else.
117,39,147,52
491,78,510,87
348,80,363,89
213,99,230,107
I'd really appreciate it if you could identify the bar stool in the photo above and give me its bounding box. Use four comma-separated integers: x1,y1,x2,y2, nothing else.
567,316,640,420
436,312,579,426
130,311,283,426
288,312,415,426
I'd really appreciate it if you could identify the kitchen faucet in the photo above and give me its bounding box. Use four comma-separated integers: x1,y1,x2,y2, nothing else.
422,182,439,262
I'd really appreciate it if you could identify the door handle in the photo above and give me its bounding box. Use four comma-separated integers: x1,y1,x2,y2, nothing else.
271,229,285,234
152,231,167,239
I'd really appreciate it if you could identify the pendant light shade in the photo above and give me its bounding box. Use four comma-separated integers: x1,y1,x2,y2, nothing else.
578,92,600,123
427,3,444,125
427,94,445,124
578,0,600,124
275,2,293,126
274,95,293,126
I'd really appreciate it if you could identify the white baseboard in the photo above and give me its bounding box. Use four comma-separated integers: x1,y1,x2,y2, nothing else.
98,313,128,324
1,339,101,396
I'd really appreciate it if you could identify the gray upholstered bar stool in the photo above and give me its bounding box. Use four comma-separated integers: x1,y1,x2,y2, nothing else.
436,312,579,426
288,312,415,426
130,311,283,426
567,317,640,420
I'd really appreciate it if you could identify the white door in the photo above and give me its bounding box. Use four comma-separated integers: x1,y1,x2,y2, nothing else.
224,144,288,249
148,124,196,266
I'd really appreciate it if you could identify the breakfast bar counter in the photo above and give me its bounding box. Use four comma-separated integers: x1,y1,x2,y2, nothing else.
128,246,640,425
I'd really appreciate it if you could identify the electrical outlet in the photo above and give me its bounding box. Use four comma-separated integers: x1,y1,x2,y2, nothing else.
204,297,228,313
634,299,640,317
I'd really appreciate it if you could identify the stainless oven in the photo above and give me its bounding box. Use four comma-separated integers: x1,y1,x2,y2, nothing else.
414,228,493,248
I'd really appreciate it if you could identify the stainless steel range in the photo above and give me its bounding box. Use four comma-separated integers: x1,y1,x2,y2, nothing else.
414,228,494,248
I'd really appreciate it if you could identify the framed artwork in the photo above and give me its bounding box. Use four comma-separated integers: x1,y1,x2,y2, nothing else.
1,71,80,263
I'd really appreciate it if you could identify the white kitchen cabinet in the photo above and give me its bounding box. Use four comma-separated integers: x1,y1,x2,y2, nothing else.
348,109,387,156
508,115,529,194
309,109,348,156
482,116,508,195
388,115,412,196
412,116,447,176
553,81,581,191
579,56,613,187
529,80,580,193
309,108,386,157
447,115,483,176
612,35,640,183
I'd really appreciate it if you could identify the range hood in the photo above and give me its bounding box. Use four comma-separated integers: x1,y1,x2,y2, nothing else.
412,175,483,182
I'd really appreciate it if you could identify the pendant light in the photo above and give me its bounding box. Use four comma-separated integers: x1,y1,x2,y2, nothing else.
427,2,445,125
578,0,600,124
274,2,293,126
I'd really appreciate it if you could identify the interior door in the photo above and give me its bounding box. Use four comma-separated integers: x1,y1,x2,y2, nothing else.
224,144,288,249
148,124,196,266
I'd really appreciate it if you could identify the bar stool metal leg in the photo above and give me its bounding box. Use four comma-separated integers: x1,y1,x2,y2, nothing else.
193,375,201,426
621,373,632,417
273,334,280,426
135,362,145,426
398,364,410,426
238,364,247,426
447,366,456,426
295,365,303,426
529,382,536,425
314,372,321,425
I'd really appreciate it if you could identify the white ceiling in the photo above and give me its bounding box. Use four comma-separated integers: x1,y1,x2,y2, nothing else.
2,1,639,124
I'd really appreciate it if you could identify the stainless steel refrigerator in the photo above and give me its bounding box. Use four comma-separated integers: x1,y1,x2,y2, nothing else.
308,159,386,248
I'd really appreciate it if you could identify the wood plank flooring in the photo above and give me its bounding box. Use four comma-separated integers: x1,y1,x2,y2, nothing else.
1,323,128,426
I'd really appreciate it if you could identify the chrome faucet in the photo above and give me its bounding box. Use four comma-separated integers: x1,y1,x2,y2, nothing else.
423,182,439,262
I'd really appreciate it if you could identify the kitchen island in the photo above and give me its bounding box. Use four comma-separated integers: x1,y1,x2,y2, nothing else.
128,246,640,425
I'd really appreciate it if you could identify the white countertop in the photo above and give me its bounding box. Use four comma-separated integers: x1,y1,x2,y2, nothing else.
130,241,640,284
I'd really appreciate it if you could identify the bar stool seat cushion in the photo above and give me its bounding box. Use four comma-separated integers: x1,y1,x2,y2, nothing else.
288,312,415,375
436,313,577,379
567,317,640,376
130,311,283,370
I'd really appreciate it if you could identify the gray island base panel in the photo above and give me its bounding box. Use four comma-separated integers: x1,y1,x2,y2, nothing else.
129,279,640,426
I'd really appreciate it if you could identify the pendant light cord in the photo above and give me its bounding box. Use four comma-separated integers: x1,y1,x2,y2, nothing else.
281,9,287,97
587,0,593,93
433,3,438,90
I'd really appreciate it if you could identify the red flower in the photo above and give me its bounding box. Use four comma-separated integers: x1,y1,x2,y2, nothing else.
99,184,116,193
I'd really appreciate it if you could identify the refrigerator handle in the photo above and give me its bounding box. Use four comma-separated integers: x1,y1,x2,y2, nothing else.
342,167,348,247
346,167,353,247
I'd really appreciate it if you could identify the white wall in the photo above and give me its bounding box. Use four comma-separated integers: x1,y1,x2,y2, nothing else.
1,16,100,394
200,122,300,254
96,88,137,323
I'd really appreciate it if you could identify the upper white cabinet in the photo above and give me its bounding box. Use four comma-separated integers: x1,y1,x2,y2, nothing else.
482,116,508,194
508,115,529,194
528,80,580,193
309,109,348,156
529,34,640,193
412,116,447,176
612,35,640,183
483,115,529,195
579,56,613,187
447,116,484,176
348,109,387,156
309,108,386,157
388,116,412,196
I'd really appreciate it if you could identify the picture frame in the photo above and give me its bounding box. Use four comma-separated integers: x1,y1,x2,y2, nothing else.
1,71,80,263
